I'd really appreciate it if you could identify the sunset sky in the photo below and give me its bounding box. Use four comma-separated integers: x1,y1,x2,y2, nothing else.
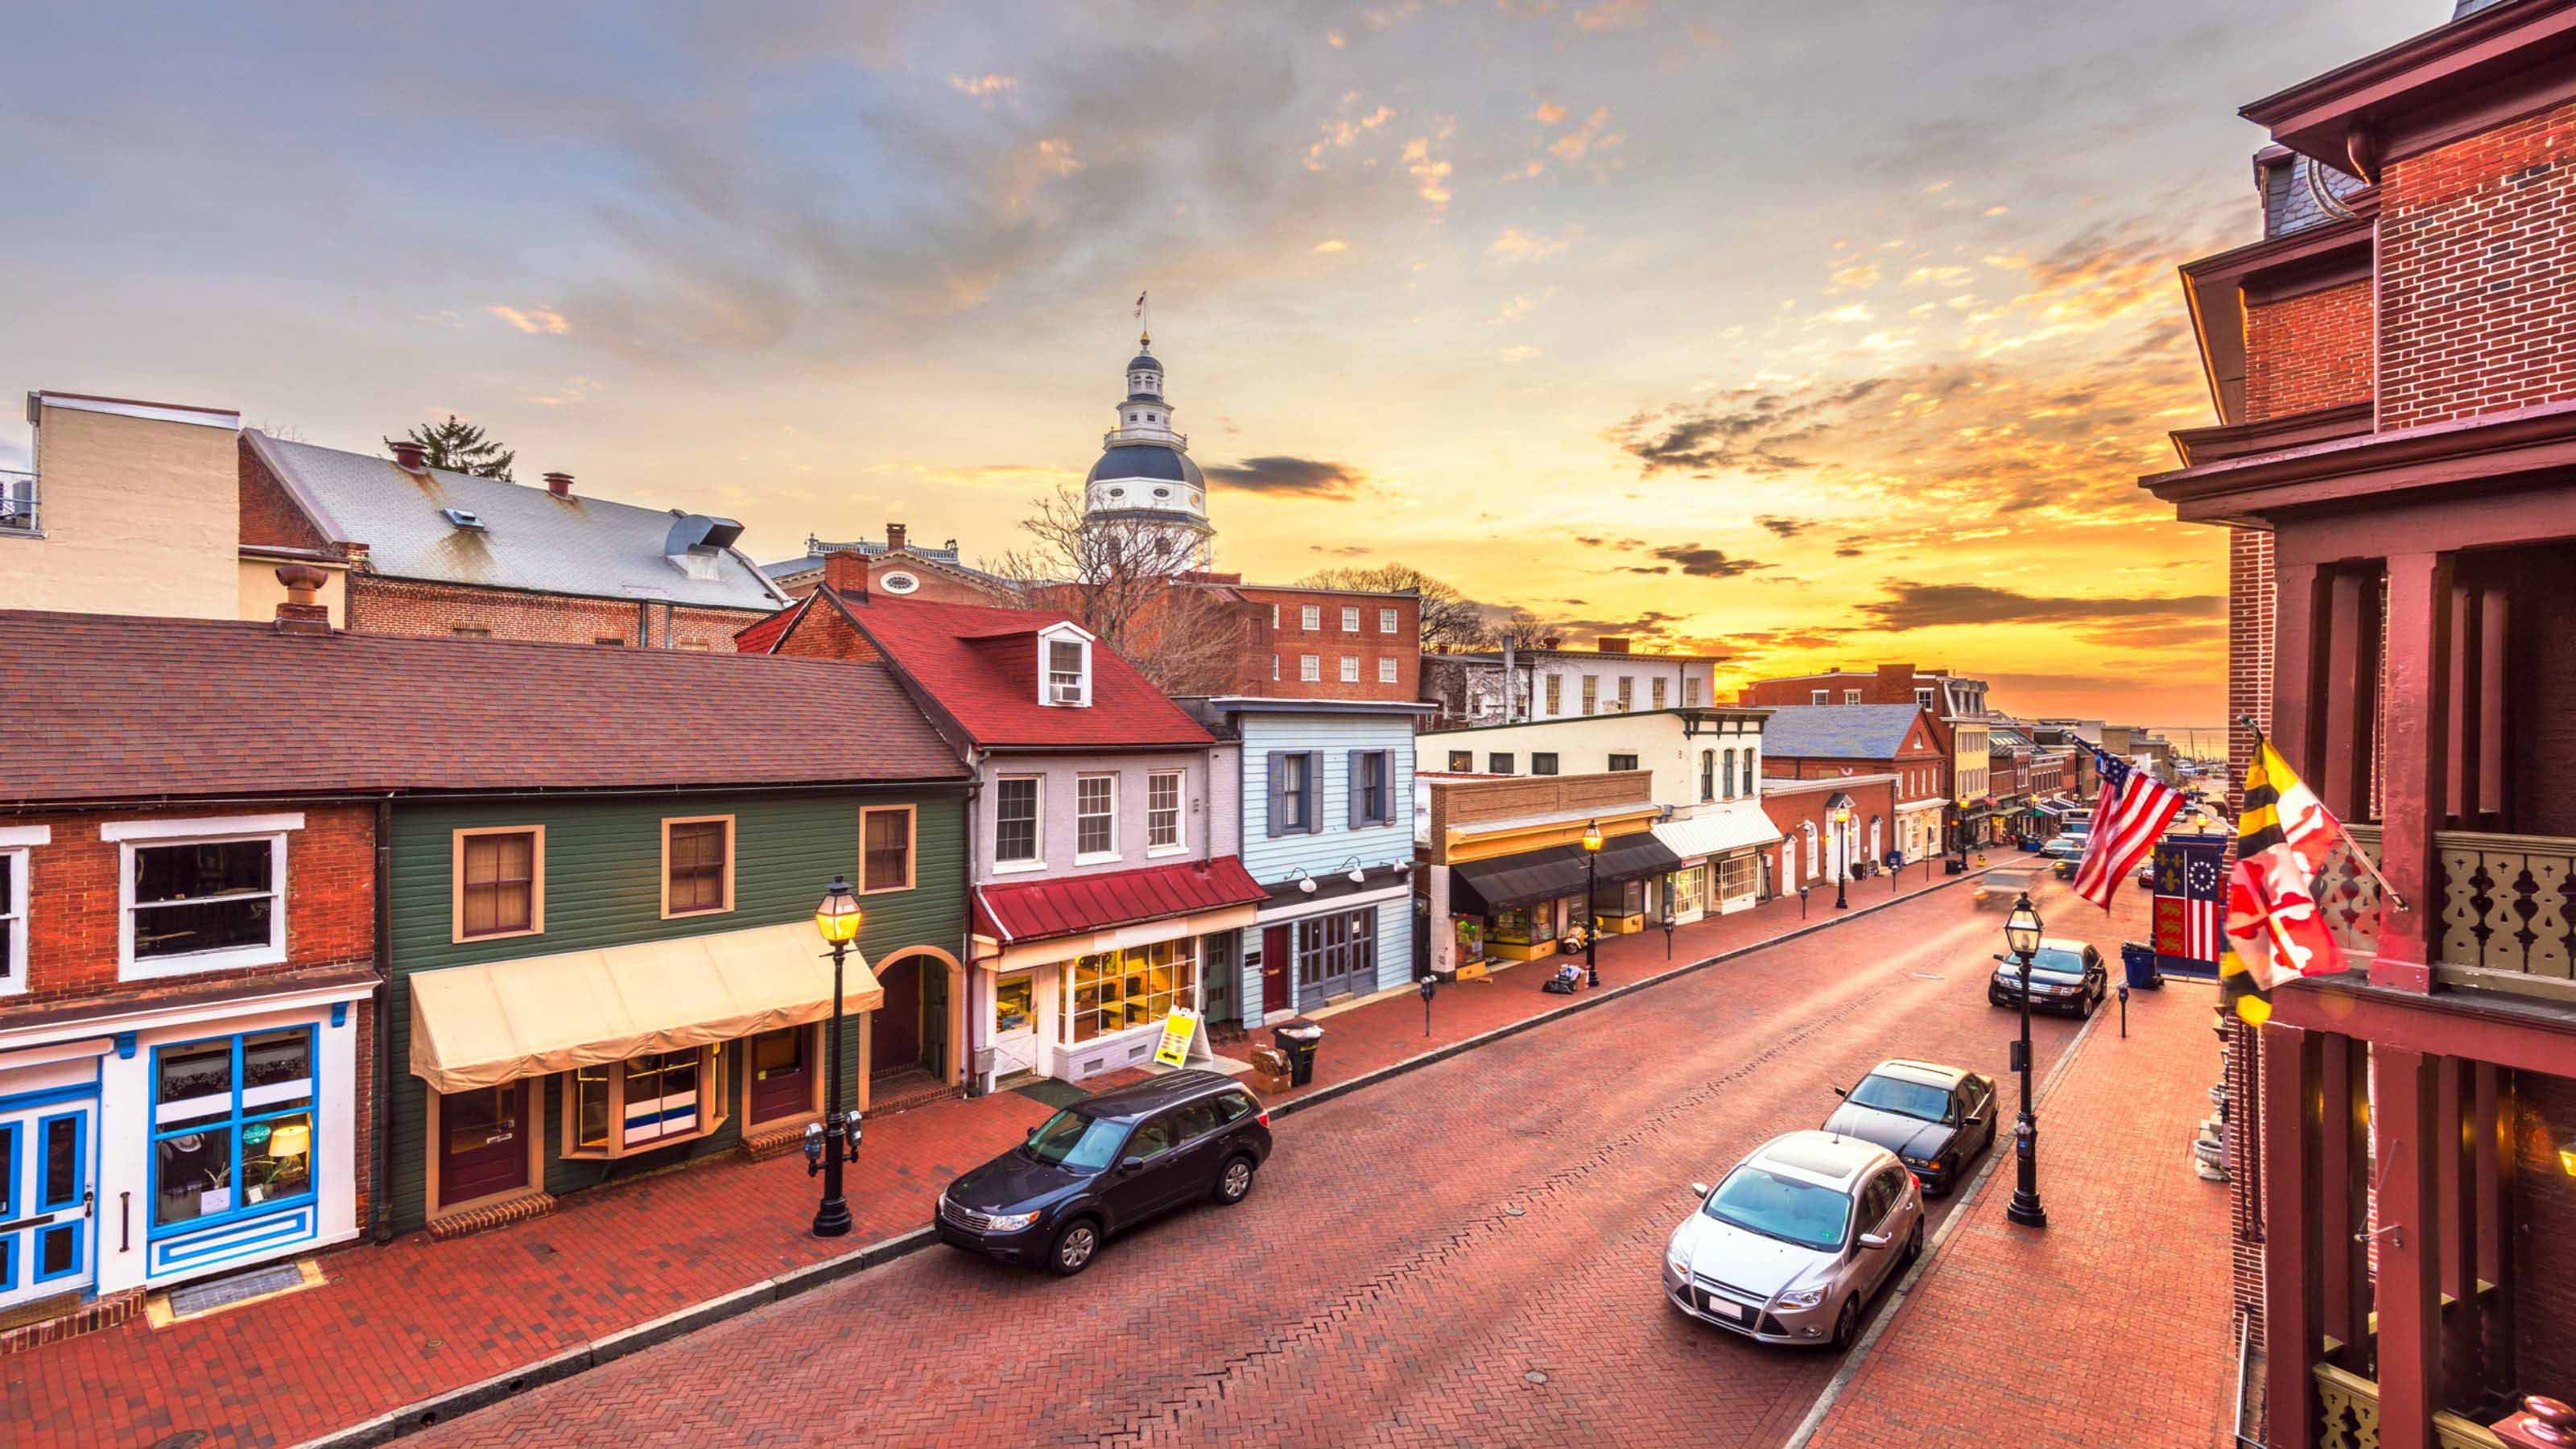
2,0,2444,729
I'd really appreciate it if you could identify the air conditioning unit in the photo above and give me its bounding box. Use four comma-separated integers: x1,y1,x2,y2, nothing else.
1049,682,1086,706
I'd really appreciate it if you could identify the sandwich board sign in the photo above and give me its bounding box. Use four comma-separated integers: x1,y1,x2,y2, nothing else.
1154,1006,1204,1068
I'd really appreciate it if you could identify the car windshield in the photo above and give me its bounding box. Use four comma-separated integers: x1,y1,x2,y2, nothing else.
1702,1166,1852,1253
2029,947,2087,974
1024,1108,1128,1171
1847,1075,1952,1124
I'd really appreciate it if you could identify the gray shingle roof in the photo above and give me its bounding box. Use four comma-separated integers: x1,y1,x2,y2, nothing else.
1757,704,1926,760
248,431,788,611
2455,0,2516,17
2262,150,2368,239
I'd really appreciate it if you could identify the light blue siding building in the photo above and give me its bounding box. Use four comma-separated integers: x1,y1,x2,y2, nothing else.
1183,698,1432,1022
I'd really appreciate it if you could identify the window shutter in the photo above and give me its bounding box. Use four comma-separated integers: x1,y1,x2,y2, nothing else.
1304,753,1325,834
1347,751,1364,828
1266,751,1287,837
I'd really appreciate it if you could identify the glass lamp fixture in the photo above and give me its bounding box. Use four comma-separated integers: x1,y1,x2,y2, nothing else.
815,875,865,944
1581,820,1604,853
2004,894,2043,959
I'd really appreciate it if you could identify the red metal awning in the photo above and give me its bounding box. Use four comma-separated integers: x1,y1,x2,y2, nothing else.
973,857,1268,947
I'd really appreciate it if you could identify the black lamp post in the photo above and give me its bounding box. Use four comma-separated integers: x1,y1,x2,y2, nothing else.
2003,891,2048,1229
1581,819,1604,989
807,875,865,1237
1831,803,1852,911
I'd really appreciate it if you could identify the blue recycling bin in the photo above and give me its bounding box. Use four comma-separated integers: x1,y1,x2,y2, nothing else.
2120,941,2163,991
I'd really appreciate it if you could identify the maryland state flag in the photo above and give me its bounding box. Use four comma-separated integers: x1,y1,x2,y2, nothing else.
2220,739,2347,1024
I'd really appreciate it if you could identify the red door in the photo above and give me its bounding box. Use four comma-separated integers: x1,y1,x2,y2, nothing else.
439,1081,530,1206
870,961,921,1075
1261,926,1291,1014
748,1026,813,1123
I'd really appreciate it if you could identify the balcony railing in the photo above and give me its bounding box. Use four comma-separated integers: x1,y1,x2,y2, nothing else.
2314,825,2576,1002
0,469,35,535
2310,1362,2505,1448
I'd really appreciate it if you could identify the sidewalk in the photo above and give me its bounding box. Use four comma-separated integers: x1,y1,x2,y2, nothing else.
1801,965,2237,1449
2,859,1984,1449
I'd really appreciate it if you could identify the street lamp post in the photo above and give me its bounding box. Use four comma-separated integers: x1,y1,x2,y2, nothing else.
1831,803,1852,911
2003,892,2048,1229
807,875,865,1237
1581,819,1604,989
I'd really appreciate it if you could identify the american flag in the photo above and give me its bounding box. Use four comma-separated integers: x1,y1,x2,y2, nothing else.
2071,747,2186,910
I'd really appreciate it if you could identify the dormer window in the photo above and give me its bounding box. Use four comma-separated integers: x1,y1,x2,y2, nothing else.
1039,624,1093,707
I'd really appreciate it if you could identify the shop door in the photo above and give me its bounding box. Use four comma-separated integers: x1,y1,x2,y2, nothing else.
0,1101,93,1309
438,1081,530,1208
1294,913,1373,1009
992,972,1040,1078
747,1026,815,1125
871,960,923,1076
1260,926,1291,1015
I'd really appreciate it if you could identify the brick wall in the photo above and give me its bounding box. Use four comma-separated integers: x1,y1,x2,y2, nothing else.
237,435,334,552
349,576,765,650
763,596,886,662
2244,281,2374,421
1756,778,1898,888
2513,1067,2576,1397
2379,100,2576,429
5,803,375,1005
1232,588,1421,700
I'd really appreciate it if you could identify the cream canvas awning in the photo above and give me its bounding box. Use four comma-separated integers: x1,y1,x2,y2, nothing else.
409,921,882,1094
1652,800,1781,863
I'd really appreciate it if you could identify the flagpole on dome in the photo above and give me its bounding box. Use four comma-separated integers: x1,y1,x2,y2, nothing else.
2233,713,2409,911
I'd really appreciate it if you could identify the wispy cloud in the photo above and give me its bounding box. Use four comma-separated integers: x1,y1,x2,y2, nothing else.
1202,456,1368,499
488,304,570,336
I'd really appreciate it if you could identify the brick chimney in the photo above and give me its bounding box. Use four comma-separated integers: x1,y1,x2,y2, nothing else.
543,471,574,497
389,440,427,473
886,522,907,553
823,548,869,600
275,563,332,635
1597,637,1632,654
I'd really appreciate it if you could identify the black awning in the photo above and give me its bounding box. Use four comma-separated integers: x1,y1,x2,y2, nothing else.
1450,832,1686,914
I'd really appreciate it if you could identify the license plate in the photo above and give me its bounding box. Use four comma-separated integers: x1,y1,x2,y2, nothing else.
1700,1291,1744,1320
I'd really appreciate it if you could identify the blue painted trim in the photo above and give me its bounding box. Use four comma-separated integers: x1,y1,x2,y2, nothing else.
145,1025,320,1244
0,1082,99,1114
114,1033,137,1060
147,1203,316,1276
32,1109,85,1212
0,1236,14,1293
331,1002,348,1028
27,1108,90,1286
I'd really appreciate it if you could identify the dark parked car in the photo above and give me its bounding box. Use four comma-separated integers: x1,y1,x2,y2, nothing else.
1988,938,2108,1017
1822,1059,1998,1195
937,1069,1271,1276
2039,837,2083,879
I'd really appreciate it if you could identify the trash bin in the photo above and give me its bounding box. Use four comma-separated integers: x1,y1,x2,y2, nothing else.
1271,1022,1325,1086
2121,941,2162,991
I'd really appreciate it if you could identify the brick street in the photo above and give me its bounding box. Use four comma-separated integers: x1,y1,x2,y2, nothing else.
414,874,2218,1449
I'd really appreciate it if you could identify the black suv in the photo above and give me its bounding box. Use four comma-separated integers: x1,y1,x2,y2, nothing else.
937,1070,1272,1276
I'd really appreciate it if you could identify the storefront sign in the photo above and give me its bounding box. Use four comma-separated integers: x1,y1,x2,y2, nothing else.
1153,1006,1201,1068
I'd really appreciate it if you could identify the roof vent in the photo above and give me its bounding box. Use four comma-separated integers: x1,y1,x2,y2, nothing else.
665,514,745,581
440,507,485,530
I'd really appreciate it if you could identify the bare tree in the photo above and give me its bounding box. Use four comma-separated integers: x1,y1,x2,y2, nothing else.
1295,562,1488,653
989,486,1245,696
1487,609,1559,651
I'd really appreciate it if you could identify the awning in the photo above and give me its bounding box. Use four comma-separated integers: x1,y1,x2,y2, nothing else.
409,922,881,1094
1451,832,1686,914
974,857,1267,948
1652,801,1781,862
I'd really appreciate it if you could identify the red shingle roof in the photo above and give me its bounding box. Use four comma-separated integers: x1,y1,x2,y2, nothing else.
0,610,968,804
973,857,1267,946
759,592,1214,750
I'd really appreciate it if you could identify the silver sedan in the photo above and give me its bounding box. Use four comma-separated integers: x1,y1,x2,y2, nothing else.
1662,1129,1924,1348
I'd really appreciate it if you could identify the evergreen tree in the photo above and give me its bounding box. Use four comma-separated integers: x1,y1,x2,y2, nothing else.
386,415,515,480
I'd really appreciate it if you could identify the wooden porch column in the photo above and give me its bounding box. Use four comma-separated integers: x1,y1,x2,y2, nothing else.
2376,552,2455,990
2447,584,2479,828
2321,567,2378,820
2475,1063,2518,1399
2374,1046,2443,1449
2319,1034,2372,1360
2274,561,2327,789
2478,588,2508,822
2261,1024,2324,1449
2435,1056,2479,1408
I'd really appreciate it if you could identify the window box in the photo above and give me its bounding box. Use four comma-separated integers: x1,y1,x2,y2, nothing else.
661,815,734,918
452,826,544,943
562,1042,731,1159
109,815,299,978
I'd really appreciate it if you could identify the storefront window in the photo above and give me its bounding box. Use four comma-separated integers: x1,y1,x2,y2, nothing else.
572,1065,613,1150
994,975,1035,1034
1670,867,1707,911
565,1046,726,1157
1488,901,1553,945
1719,854,1760,900
151,1026,316,1232
1065,939,1195,1043
623,1051,701,1146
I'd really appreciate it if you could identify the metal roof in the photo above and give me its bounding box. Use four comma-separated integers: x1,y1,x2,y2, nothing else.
1088,444,1203,487
246,431,788,611
1758,704,1927,760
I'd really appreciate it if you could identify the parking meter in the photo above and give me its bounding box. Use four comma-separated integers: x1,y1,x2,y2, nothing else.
1418,973,1437,1037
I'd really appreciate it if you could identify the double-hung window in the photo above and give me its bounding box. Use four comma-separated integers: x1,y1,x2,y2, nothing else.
1616,676,1635,711
151,1026,316,1233
452,826,543,943
1844,688,1864,704
1650,679,1667,710
1046,637,1090,706
1146,770,1184,852
1300,654,1321,682
663,817,732,917
1350,751,1393,825
1544,675,1563,715
1811,689,1830,705
1684,677,1701,707
1340,605,1360,632
1377,657,1398,683
0,830,33,997
1301,605,1320,631
1580,675,1598,716
113,815,295,976
1340,656,1360,683
995,778,1042,869
861,805,914,891
1380,607,1398,633
1700,750,1715,802
1270,753,1317,834
1075,775,1117,860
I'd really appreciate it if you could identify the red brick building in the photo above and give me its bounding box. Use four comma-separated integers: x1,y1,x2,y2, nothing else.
2145,5,2576,1444
1758,704,1950,864
761,524,1019,606
1187,576,1422,702
1757,774,1898,897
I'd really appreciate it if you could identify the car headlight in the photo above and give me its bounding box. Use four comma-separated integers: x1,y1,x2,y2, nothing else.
985,1209,1041,1232
1666,1238,1691,1273
1774,1283,1828,1310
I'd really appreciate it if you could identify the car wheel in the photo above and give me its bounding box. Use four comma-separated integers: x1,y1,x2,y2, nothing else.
1831,1297,1862,1349
1047,1219,1101,1277
1901,1220,1923,1268
1213,1155,1256,1205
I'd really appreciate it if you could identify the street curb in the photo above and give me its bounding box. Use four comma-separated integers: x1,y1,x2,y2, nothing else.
1776,973,2116,1449
294,864,2001,1447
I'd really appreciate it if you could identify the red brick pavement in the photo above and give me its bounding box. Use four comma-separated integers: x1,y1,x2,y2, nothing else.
1804,906,2236,1449
0,856,1997,1449
417,874,2129,1449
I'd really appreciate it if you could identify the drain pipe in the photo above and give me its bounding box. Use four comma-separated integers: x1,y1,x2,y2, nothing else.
369,795,395,1245
960,758,982,1097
